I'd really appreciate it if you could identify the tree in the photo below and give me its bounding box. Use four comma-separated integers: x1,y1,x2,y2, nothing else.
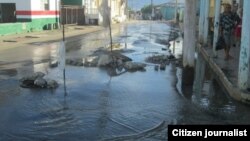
141,4,153,20
141,4,152,14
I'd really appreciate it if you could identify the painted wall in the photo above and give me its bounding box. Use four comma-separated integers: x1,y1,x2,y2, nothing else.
0,0,60,19
30,0,60,11
160,6,175,21
0,17,58,35
0,22,25,35
0,0,31,10
0,0,60,36
15,0,60,20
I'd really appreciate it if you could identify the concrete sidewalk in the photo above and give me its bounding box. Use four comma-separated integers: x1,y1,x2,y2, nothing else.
0,24,106,51
198,44,250,104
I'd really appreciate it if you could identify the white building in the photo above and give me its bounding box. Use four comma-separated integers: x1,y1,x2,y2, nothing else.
84,0,127,26
0,0,60,35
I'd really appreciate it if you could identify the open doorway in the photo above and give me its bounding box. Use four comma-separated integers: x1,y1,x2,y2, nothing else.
0,3,16,23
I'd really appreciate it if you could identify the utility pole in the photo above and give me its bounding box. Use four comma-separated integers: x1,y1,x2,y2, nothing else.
109,0,113,52
151,0,154,20
175,0,178,23
150,0,153,41
126,0,129,21
60,0,65,41
125,0,128,49
60,0,67,96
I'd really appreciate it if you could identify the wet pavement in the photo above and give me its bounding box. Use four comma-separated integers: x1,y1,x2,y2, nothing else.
0,22,250,141
205,42,245,87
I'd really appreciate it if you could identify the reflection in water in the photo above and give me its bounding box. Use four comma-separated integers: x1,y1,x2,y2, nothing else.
97,89,110,139
106,67,127,77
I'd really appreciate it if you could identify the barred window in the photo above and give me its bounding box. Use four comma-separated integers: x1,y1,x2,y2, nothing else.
44,0,49,10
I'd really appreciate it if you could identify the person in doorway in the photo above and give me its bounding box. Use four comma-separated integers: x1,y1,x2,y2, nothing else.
219,3,241,60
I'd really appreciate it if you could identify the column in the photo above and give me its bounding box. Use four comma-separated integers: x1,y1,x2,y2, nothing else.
193,53,206,95
198,0,205,43
212,0,221,57
182,0,197,95
238,0,250,90
203,0,210,45
183,0,197,67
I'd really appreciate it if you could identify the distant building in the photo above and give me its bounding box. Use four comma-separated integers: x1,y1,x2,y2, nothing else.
84,0,100,25
84,0,127,26
0,0,60,35
154,2,184,21
0,0,127,35
110,0,127,23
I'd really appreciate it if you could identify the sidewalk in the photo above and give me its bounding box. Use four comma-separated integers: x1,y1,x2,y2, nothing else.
177,20,250,104
0,24,105,51
198,43,250,104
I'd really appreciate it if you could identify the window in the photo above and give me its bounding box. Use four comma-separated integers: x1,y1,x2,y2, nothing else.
44,0,49,10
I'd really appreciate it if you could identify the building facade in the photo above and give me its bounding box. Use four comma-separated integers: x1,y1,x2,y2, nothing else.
0,0,127,35
85,0,127,26
61,0,85,25
0,0,60,35
110,0,127,23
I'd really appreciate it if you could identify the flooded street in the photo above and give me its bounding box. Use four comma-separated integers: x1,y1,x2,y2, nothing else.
0,22,250,141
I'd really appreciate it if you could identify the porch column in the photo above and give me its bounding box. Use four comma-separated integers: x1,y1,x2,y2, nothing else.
198,0,205,43
212,0,221,57
203,0,210,45
238,0,250,90
183,0,197,68
182,0,197,99
193,52,206,95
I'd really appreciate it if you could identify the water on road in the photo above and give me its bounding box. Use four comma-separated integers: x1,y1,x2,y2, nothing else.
0,22,250,141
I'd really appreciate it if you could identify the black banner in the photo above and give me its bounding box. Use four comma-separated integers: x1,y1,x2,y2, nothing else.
168,125,250,140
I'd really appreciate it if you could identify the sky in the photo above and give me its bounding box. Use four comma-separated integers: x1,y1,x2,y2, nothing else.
128,0,185,10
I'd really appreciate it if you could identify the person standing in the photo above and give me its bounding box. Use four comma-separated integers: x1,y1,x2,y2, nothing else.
219,4,241,60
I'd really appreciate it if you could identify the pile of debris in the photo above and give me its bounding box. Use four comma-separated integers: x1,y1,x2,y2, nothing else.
146,54,176,64
145,54,177,71
19,72,58,89
50,51,147,73
49,46,147,75
66,58,84,66
87,52,146,72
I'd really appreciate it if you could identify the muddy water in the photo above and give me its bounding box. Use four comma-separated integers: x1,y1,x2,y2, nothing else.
0,22,250,141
